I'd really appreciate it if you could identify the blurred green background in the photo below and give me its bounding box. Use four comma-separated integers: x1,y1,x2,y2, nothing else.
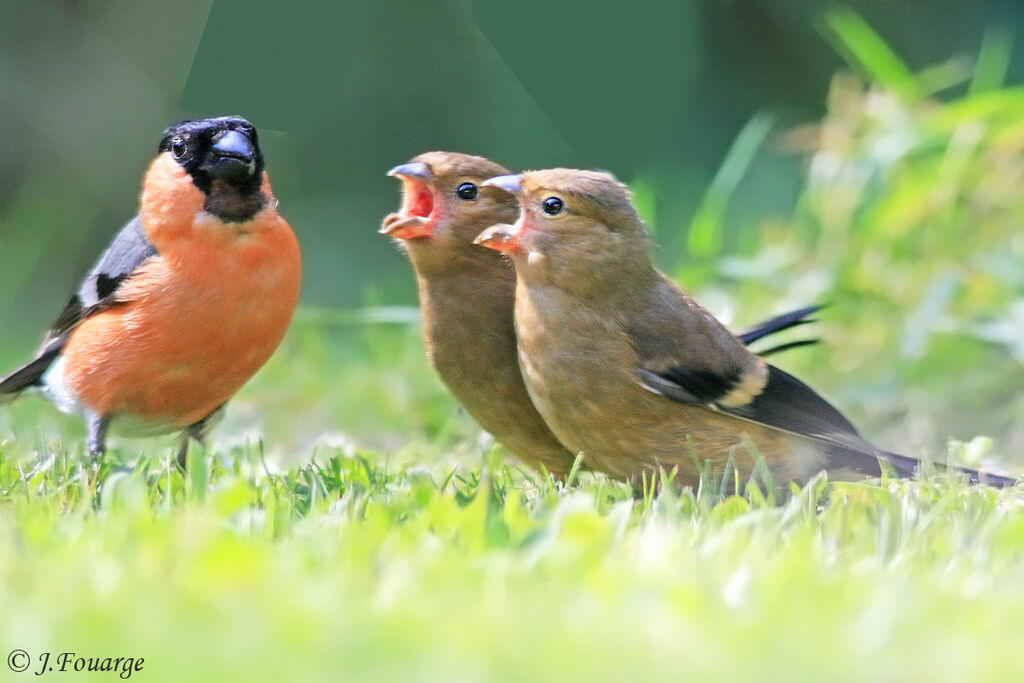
1,0,1022,467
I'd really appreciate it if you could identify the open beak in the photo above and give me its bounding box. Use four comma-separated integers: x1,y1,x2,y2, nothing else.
476,175,526,253
474,223,522,254
382,161,436,240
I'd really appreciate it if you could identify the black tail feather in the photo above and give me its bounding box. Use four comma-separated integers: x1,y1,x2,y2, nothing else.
738,305,822,346
0,340,63,400
876,451,919,479
880,450,1018,488
823,443,1017,488
756,338,821,358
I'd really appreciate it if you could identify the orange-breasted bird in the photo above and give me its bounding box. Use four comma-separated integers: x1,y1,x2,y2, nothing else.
383,152,829,480
476,169,1016,489
0,116,301,466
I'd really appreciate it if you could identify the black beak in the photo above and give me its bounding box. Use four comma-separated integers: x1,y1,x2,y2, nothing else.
202,129,257,183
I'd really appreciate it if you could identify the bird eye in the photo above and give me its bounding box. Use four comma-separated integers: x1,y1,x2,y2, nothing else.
542,196,564,216
456,182,478,200
171,136,187,159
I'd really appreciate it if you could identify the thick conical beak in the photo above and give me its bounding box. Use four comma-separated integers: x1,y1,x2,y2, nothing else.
202,129,257,183
480,174,523,196
473,223,522,254
387,162,432,180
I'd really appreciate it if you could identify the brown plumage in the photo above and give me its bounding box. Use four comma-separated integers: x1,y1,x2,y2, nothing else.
382,152,576,477
475,169,1017,490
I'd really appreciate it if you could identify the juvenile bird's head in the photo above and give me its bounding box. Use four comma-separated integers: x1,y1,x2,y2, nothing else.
143,116,270,229
476,169,654,296
381,152,519,270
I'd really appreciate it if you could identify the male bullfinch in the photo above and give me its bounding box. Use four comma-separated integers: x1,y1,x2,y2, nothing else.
475,169,1016,489
382,152,824,479
0,116,301,467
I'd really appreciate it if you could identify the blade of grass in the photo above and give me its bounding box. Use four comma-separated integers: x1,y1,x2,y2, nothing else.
970,28,1013,94
823,7,922,101
688,113,774,257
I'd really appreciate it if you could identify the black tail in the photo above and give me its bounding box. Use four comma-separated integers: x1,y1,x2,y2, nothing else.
738,305,822,353
0,340,63,401
755,339,820,358
880,450,1018,488
823,442,1017,488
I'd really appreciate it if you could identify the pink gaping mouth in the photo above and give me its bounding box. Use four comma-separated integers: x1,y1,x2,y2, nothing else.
404,178,434,219
474,214,530,255
381,177,436,240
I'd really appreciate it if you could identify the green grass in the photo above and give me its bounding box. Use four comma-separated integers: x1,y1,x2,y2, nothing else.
3,403,1024,682
3,16,1024,682
1,322,1023,682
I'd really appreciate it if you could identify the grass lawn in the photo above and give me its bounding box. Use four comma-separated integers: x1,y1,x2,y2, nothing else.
1,322,1023,683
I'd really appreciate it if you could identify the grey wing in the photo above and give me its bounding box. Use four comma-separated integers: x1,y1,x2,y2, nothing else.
49,215,159,337
0,216,158,397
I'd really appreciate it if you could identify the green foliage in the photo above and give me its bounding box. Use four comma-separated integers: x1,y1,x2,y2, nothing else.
647,20,1024,462
824,7,923,100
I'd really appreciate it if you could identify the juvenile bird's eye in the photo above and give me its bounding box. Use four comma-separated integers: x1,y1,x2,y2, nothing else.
171,136,187,159
542,196,564,216
456,182,478,200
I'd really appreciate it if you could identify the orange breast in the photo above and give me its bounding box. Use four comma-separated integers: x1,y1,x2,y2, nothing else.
62,184,301,429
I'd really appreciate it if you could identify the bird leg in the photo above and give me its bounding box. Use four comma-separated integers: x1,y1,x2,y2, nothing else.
176,406,224,470
175,436,192,472
86,413,110,460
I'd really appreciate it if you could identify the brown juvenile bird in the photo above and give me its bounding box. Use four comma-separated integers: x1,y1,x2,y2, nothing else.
382,152,576,477
476,169,1016,489
381,153,819,480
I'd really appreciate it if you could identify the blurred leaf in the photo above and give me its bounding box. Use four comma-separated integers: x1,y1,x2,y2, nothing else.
970,28,1014,94
824,7,922,101
689,113,774,257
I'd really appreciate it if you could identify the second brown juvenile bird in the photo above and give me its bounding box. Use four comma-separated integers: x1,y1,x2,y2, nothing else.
476,169,1015,489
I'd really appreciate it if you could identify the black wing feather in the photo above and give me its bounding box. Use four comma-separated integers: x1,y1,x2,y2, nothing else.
728,365,861,438
640,360,1019,487
640,363,861,440
655,366,743,404
0,215,158,397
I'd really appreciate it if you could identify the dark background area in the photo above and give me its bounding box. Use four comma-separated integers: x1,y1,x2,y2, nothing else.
2,0,1020,337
